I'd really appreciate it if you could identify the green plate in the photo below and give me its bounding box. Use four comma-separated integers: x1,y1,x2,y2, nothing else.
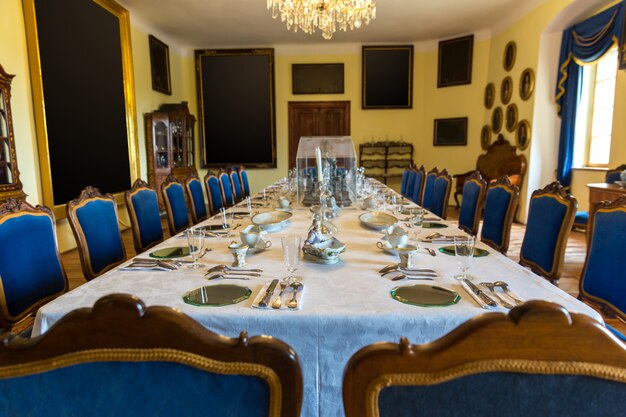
438,246,490,257
149,246,190,258
391,285,460,307
183,284,252,307
197,224,229,231
423,222,448,229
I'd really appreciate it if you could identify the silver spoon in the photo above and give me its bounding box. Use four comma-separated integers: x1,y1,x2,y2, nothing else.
206,273,251,281
480,282,514,308
287,283,303,309
425,248,437,256
494,281,524,305
390,273,435,281
381,269,437,277
271,282,288,309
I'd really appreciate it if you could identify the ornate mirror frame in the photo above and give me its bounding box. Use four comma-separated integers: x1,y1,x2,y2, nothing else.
0,64,26,203
22,0,138,218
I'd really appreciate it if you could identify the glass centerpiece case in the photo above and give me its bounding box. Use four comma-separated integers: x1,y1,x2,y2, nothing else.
296,136,357,207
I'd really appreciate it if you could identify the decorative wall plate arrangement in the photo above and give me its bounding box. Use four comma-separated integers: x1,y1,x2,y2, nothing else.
500,76,513,105
503,41,516,71
491,107,503,133
484,82,495,109
516,120,531,150
505,103,518,132
520,68,535,101
481,125,492,150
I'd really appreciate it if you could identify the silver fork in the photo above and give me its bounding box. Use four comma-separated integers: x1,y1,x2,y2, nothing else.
480,282,514,308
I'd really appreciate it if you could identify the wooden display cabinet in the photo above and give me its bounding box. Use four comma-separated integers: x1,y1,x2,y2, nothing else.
359,141,413,185
145,102,197,209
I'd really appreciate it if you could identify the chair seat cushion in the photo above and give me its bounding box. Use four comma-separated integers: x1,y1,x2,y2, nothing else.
574,211,589,225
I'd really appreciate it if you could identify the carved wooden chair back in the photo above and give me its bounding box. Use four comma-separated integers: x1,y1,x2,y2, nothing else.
409,165,426,205
239,169,251,198
184,174,208,224
458,171,487,235
0,199,68,333
519,181,577,284
161,175,190,236
66,186,126,280
421,167,439,212
230,170,244,203
125,179,163,253
480,176,519,253
218,172,236,208
204,173,224,216
430,169,453,219
0,294,303,417
343,301,626,417
579,196,626,322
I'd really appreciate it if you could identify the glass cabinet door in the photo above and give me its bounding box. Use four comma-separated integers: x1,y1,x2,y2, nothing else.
186,120,194,168
0,63,25,202
155,121,169,169
171,120,183,168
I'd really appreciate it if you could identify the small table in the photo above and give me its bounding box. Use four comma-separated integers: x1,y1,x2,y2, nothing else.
587,183,626,228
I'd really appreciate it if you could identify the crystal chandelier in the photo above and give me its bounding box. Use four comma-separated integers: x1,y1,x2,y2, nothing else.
267,0,377,40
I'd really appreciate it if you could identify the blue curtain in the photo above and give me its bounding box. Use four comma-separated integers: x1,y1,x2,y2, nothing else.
555,2,624,187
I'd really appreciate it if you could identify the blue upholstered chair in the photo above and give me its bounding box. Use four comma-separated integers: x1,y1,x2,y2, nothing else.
400,168,410,196
519,182,577,284
343,301,626,417
204,173,224,215
421,167,439,212
574,163,625,229
409,165,426,205
239,169,251,197
125,179,164,254
219,172,236,208
404,169,415,198
430,169,453,219
458,171,487,235
480,176,519,253
0,294,303,417
0,199,68,333
66,186,126,280
579,196,626,325
230,170,244,203
185,174,208,224
161,176,190,236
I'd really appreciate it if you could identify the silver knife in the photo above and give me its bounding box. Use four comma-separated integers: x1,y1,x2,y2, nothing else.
462,279,498,307
259,279,279,307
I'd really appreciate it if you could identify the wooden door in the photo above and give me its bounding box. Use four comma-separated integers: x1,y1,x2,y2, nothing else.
288,101,350,168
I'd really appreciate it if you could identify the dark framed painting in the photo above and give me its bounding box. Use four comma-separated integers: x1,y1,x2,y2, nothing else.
149,35,171,95
480,125,492,150
516,119,531,150
520,68,535,100
292,63,344,94
195,48,276,168
434,117,468,146
506,103,518,132
500,76,513,105
362,45,413,109
484,82,495,109
492,107,503,133
438,34,474,88
503,41,517,71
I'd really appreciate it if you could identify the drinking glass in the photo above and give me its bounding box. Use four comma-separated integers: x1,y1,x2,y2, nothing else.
281,235,302,282
186,227,205,269
407,208,425,246
454,235,476,280
220,207,233,228
246,196,252,213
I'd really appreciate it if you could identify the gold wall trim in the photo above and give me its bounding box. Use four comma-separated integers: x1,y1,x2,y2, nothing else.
22,0,138,219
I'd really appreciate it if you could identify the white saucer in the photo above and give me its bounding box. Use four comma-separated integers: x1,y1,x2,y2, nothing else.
275,207,293,212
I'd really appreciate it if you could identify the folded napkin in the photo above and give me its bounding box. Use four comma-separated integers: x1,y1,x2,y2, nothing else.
460,280,498,310
251,281,304,310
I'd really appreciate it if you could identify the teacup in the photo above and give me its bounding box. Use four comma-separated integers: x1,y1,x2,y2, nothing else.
383,225,408,247
278,198,291,209
240,225,266,247
228,242,249,267
364,196,377,210
254,239,272,249
396,243,418,268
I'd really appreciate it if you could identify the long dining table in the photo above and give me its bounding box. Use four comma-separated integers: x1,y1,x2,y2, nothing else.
33,179,602,417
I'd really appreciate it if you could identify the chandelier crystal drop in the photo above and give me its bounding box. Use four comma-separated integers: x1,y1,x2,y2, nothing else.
267,0,377,40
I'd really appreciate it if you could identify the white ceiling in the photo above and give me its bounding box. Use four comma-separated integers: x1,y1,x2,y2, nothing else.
119,0,547,48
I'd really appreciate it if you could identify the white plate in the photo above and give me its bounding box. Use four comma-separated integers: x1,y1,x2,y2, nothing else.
359,211,397,230
275,207,293,212
252,210,293,232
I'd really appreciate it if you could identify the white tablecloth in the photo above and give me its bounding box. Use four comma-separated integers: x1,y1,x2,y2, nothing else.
34,184,602,417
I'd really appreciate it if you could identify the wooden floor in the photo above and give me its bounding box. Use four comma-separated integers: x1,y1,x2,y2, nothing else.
60,212,626,333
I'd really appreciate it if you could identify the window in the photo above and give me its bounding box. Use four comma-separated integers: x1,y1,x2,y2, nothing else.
573,47,618,167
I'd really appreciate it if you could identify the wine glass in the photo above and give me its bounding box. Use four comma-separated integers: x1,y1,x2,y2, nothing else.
185,227,205,269
220,207,233,228
407,208,425,246
281,235,302,282
454,235,476,280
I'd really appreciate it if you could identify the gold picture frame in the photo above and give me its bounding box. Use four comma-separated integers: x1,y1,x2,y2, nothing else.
484,83,495,109
500,76,513,105
520,68,535,101
492,107,503,134
516,119,531,150
481,125,492,150
505,103,518,132
503,41,516,71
